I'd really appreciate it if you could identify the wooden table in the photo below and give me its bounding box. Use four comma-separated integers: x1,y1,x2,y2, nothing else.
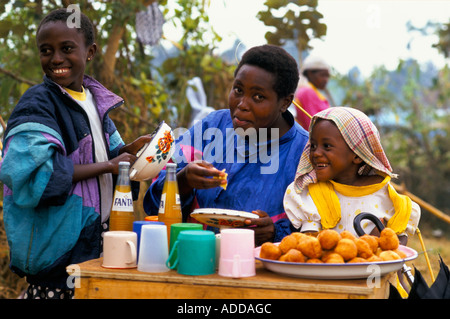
67,258,395,299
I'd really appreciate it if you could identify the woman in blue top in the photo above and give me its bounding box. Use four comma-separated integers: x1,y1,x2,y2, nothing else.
144,45,309,245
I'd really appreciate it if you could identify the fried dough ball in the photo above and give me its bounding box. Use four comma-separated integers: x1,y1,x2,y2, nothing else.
279,234,298,254
379,228,399,250
379,250,401,261
334,238,357,261
367,255,383,262
393,249,407,259
355,238,374,259
321,250,334,261
290,232,306,242
317,229,341,250
340,230,357,242
323,253,345,264
374,247,381,256
297,236,323,259
359,234,379,253
260,242,282,260
348,257,367,263
279,249,305,263
306,258,323,264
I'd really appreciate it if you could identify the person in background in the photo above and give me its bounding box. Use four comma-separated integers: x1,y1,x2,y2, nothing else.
144,45,309,246
0,8,150,299
294,55,331,130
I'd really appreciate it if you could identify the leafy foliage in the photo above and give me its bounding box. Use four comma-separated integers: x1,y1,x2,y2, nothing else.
257,0,326,61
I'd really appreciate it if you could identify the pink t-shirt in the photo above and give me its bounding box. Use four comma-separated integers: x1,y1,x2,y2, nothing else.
295,86,329,130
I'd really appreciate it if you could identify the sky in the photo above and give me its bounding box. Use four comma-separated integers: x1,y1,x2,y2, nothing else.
197,0,450,77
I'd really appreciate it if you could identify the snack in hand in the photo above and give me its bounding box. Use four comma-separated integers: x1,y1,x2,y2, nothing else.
213,168,228,190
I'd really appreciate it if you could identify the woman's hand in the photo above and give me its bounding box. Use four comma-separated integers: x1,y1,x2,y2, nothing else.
243,210,275,246
177,161,227,195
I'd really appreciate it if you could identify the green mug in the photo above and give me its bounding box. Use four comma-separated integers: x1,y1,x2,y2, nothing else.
166,230,216,275
167,223,203,267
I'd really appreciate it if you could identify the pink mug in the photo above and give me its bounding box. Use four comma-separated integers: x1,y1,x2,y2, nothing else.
218,229,255,278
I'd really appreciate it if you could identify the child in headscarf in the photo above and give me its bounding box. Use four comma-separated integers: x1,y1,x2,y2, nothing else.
284,107,420,243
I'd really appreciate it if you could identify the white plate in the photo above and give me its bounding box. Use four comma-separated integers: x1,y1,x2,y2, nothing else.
129,122,175,181
191,208,259,228
254,244,418,280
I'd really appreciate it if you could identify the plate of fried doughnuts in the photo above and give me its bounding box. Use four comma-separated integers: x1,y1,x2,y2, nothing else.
254,229,418,280
191,208,259,228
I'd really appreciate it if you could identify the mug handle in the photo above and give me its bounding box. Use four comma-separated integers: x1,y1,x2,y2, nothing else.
126,240,137,264
166,240,179,269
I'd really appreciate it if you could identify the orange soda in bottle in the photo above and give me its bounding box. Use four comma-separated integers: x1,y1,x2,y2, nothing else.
158,163,182,244
109,161,135,231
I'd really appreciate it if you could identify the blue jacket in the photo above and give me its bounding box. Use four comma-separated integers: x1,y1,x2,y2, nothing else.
0,75,127,288
143,109,309,242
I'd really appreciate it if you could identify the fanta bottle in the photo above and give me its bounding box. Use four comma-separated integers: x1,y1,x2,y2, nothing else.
109,162,135,231
158,163,182,244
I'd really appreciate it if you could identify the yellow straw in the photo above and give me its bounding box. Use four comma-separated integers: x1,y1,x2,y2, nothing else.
292,100,312,119
416,228,435,283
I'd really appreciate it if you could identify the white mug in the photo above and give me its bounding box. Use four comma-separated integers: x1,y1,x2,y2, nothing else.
102,231,137,269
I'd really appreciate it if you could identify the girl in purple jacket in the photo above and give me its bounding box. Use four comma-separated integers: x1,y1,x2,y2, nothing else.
0,8,149,299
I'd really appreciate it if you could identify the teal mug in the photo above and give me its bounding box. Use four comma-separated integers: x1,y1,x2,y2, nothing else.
166,230,216,275
167,223,204,268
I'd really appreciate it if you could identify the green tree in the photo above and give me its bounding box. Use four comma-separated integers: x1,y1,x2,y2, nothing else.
157,0,235,127
257,0,327,62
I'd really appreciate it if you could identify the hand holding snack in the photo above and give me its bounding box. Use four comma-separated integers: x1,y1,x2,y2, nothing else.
177,161,228,194
213,169,228,190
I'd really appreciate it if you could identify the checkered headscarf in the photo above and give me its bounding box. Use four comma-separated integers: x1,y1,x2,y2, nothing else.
294,107,395,193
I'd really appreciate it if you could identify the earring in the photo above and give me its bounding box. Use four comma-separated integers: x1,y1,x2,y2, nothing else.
88,57,91,61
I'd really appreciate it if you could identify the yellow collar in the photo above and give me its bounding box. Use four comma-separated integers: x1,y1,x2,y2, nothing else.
308,176,412,234
65,86,86,101
330,175,390,196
